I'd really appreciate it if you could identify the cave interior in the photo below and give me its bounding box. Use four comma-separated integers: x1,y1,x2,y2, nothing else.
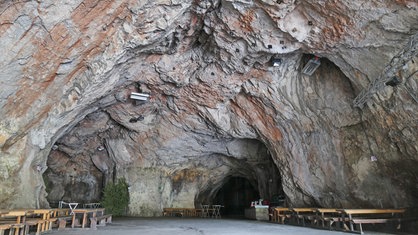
0,1,417,225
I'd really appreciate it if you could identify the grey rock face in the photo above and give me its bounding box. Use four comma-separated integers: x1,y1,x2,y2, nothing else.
0,0,417,215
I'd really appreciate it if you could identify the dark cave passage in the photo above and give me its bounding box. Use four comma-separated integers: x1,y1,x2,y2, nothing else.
213,177,259,216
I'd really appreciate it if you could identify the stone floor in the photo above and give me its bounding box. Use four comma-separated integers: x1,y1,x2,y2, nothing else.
47,217,400,235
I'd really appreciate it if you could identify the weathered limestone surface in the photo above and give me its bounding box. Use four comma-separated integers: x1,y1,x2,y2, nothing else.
0,0,417,215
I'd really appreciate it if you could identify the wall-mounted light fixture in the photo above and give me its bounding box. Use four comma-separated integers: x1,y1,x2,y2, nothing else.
97,146,105,151
130,92,150,101
302,56,321,76
271,57,282,67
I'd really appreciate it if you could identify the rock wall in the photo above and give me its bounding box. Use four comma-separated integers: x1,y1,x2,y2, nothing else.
0,0,417,214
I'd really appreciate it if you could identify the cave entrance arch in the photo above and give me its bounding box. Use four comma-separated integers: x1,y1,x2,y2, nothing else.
213,176,259,217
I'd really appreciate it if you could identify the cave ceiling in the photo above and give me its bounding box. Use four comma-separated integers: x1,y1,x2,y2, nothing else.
0,0,417,215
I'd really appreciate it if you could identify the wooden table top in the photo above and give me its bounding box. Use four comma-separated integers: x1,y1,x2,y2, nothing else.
292,208,316,212
72,208,105,213
315,208,340,213
0,210,26,217
273,207,291,211
338,209,406,214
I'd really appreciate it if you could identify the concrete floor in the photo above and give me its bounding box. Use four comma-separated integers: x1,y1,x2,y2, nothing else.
47,217,398,235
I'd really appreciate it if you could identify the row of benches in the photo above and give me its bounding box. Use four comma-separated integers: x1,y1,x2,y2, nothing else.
162,206,222,218
0,208,112,235
163,208,202,217
271,207,405,234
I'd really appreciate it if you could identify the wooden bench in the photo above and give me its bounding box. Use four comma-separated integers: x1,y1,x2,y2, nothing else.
0,223,25,235
339,209,405,234
89,214,112,230
54,215,73,230
25,218,48,235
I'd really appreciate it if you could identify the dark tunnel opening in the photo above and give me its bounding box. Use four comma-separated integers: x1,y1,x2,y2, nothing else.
213,177,260,217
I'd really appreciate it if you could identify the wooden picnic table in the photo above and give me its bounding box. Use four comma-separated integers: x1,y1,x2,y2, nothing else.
26,209,54,234
337,208,406,234
291,208,317,226
314,208,346,229
0,210,27,235
272,208,292,224
71,208,105,229
163,208,202,217
49,208,72,230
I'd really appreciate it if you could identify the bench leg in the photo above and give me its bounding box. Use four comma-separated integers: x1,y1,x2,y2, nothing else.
329,220,334,230
24,225,30,235
90,218,97,230
36,224,42,235
58,219,67,230
107,216,112,224
99,218,106,226
349,221,354,232
10,227,17,235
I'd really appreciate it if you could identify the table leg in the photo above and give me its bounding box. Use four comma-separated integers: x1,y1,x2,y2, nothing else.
82,212,87,229
15,215,21,235
349,214,353,232
71,214,76,228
